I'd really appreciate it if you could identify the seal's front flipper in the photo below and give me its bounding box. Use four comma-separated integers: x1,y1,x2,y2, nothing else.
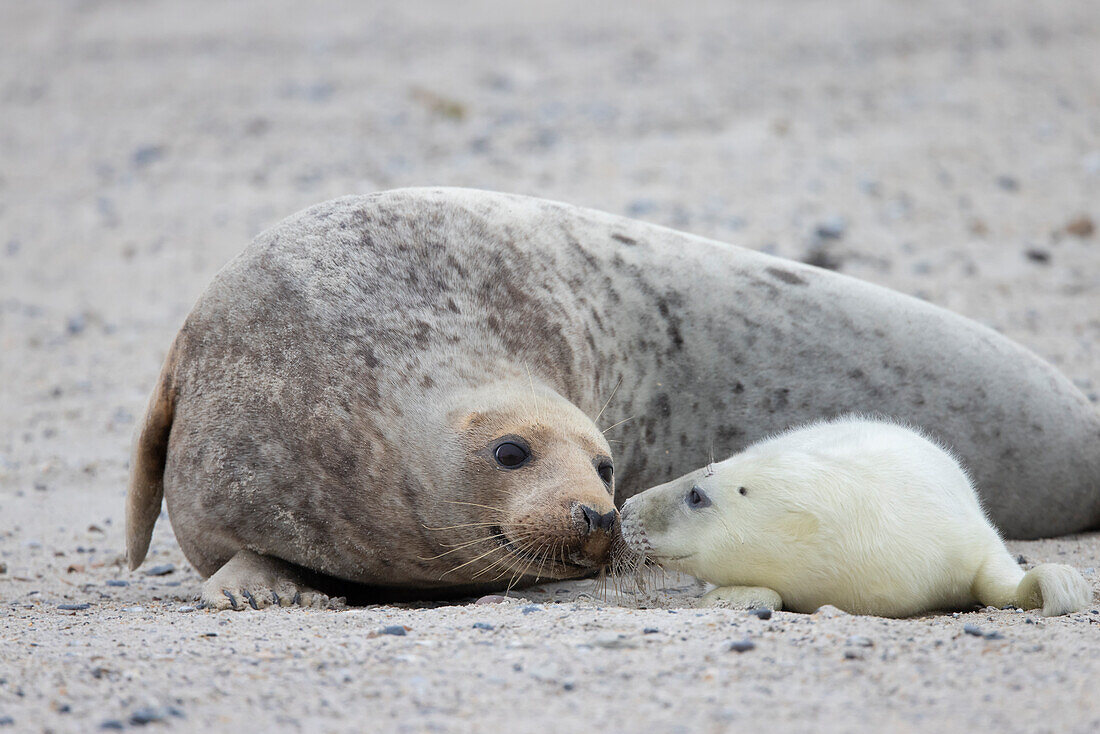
700,585,783,610
200,550,346,611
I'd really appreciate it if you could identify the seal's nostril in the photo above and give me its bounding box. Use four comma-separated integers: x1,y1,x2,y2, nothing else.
579,505,617,535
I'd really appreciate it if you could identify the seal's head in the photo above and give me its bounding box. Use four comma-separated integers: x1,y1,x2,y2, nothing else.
425,380,619,586
619,449,822,587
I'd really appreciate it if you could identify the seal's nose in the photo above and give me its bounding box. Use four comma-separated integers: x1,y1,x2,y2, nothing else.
579,504,617,535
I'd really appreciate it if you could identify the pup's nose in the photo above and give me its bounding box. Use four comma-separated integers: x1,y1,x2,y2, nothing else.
579,505,617,535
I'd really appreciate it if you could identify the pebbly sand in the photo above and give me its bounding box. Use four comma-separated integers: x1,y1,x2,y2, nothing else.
1,1,1099,731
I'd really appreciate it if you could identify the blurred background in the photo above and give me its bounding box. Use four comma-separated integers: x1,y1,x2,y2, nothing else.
1,0,1098,572
1,3,1099,731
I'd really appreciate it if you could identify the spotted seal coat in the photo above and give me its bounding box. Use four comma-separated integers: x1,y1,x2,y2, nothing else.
126,188,1100,607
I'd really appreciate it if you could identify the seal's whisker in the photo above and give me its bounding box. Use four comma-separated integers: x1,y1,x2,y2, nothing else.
530,539,556,582
439,500,511,514
498,538,546,587
470,534,541,580
594,374,624,424
439,543,513,578
421,521,542,532
602,415,634,434
420,531,513,559
509,537,547,584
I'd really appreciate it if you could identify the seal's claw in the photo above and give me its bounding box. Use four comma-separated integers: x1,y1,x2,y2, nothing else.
222,589,241,611
200,550,339,612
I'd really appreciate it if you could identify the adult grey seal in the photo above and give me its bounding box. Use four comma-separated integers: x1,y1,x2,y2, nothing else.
126,188,1100,608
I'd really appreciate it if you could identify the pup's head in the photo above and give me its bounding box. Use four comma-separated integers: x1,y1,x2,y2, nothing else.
619,451,820,586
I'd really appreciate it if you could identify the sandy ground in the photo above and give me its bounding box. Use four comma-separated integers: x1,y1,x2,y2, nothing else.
2,0,1099,732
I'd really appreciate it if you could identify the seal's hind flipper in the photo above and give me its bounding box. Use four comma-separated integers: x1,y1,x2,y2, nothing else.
125,336,181,570
1015,563,1092,617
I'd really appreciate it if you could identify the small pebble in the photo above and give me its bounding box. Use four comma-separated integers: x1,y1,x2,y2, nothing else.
99,721,124,731
846,636,874,648
802,247,842,271
380,625,407,636
129,706,184,725
593,635,636,650
0,716,13,726
177,606,196,613
996,175,1020,191
472,622,493,631
474,595,508,605
1016,555,1028,565
65,314,86,335
144,563,175,576
1025,249,1050,263
642,627,659,634
521,604,541,615
844,649,863,660
58,603,90,611
105,580,129,587
815,215,848,240
726,639,755,653
1065,215,1095,238
748,608,772,620
812,605,848,619
132,145,165,168
963,624,984,637
562,682,575,691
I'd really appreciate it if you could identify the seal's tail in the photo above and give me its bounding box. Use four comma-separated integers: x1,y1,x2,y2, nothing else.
972,553,1091,617
1015,564,1092,617
125,337,181,570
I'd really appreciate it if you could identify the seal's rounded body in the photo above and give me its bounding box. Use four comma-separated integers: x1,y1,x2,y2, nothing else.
620,417,1092,617
126,188,1100,606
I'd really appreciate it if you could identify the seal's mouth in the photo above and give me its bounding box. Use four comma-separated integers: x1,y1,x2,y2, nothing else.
490,525,591,572
648,552,695,562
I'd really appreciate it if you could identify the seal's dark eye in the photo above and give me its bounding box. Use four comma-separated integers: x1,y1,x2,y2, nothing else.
739,486,748,496
597,462,614,486
493,442,530,469
687,486,711,509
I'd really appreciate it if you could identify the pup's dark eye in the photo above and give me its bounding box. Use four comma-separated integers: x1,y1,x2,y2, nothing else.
494,442,530,468
597,462,614,486
739,486,748,496
687,485,711,509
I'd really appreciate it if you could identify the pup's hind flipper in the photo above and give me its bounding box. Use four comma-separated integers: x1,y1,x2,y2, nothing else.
1015,564,1092,617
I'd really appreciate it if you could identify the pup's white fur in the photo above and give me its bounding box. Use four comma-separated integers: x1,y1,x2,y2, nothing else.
620,416,1093,617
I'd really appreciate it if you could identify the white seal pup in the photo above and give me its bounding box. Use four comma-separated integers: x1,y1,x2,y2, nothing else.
620,416,1092,617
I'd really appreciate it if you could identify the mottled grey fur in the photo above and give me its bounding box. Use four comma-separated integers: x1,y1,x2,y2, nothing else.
129,188,1099,595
